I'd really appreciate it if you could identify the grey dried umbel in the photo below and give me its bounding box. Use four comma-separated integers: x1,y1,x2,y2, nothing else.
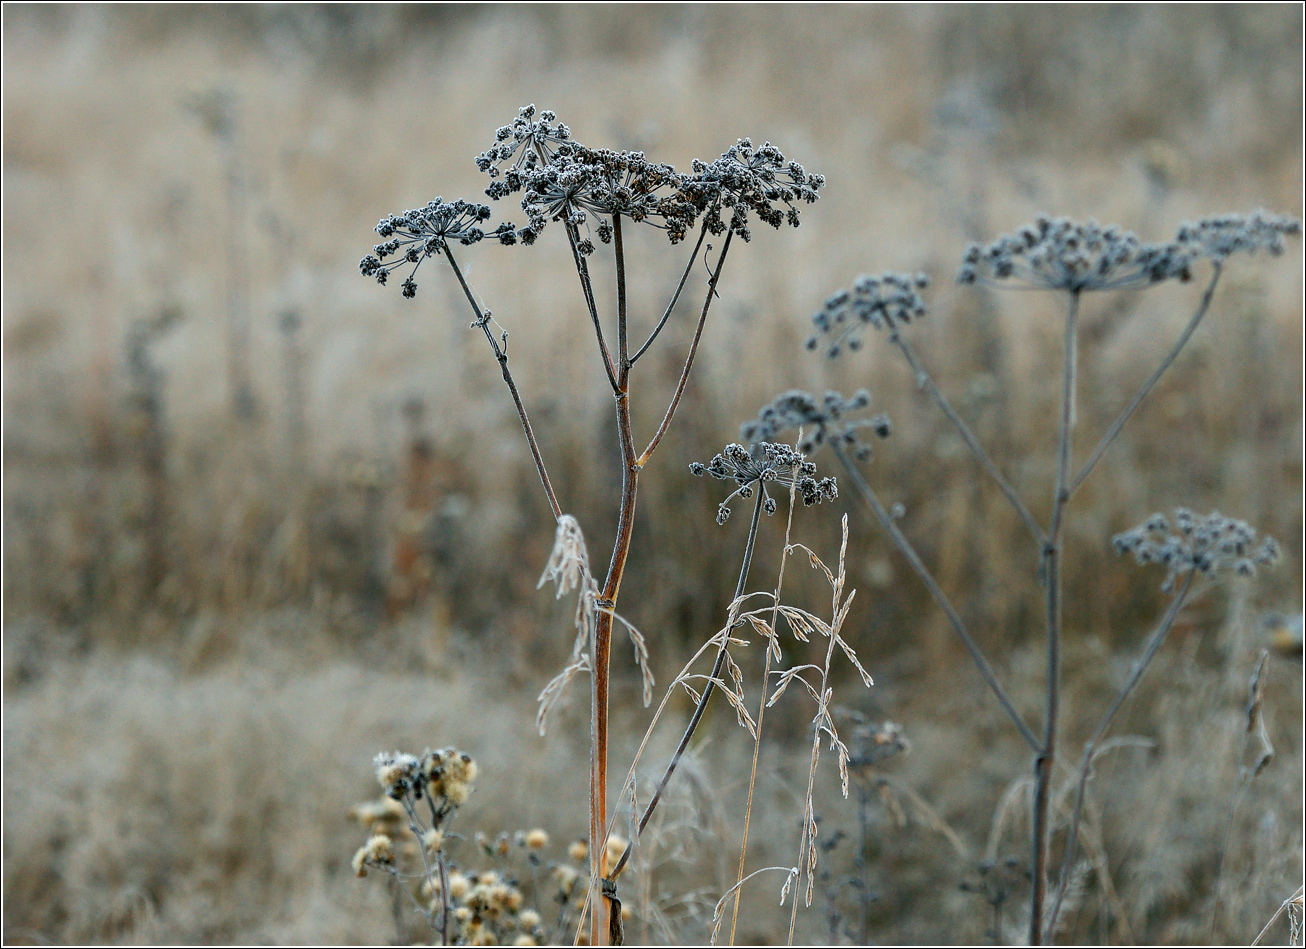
741,390,892,462
957,215,1198,292
359,198,516,297
690,441,837,524
807,272,929,358
1112,508,1281,593
679,137,825,242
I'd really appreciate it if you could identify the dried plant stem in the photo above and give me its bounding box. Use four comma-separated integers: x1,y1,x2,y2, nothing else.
587,213,639,946
1069,265,1222,497
1031,290,1079,946
442,247,562,520
566,221,620,392
609,487,765,881
831,442,1040,751
1251,884,1305,947
729,485,799,945
631,221,709,365
1047,571,1194,932
885,324,1046,546
638,229,734,465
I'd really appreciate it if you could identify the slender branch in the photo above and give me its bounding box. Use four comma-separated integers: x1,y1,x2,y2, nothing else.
1047,572,1194,932
885,324,1045,546
631,222,709,365
589,289,640,947
610,487,766,881
442,248,562,520
832,443,1040,751
1031,290,1079,945
615,214,629,369
565,221,620,393
729,484,798,945
1069,265,1222,498
637,228,734,466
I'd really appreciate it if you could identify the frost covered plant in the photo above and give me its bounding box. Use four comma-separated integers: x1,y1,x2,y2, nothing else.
768,209,1299,944
1049,510,1280,929
741,389,892,462
361,104,823,945
690,442,837,524
352,747,586,946
1112,508,1282,593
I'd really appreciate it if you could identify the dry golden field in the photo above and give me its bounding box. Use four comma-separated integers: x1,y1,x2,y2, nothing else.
3,6,1303,945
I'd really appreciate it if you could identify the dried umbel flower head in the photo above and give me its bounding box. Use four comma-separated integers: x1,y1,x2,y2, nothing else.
1113,508,1281,592
476,104,574,182
957,216,1196,292
742,389,892,462
807,272,930,357
690,441,836,524
359,198,516,298
1174,209,1302,262
511,145,696,249
681,137,824,240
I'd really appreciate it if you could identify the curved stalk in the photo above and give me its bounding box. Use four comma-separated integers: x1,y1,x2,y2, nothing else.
638,229,734,466
442,248,561,520
631,222,710,365
1047,572,1194,932
609,487,766,881
884,323,1045,546
833,442,1040,751
1069,265,1222,498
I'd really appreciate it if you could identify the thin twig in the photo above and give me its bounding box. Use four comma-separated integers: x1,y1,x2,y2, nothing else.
610,488,766,881
832,443,1040,751
1069,265,1222,497
638,228,734,466
442,247,562,520
885,323,1046,546
730,478,800,944
1047,572,1194,931
631,221,709,365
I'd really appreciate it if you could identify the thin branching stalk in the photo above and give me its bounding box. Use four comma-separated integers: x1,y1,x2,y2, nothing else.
1031,290,1079,945
609,487,766,882
1069,265,1223,497
631,222,710,365
831,442,1040,751
729,484,800,945
565,220,620,393
884,320,1046,546
587,212,640,946
442,247,562,520
1047,571,1194,931
638,229,734,466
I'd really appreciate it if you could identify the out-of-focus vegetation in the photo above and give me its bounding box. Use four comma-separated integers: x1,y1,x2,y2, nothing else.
3,6,1301,945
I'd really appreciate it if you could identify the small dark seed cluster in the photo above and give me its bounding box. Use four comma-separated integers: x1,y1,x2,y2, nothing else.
359,199,516,297
690,441,836,525
957,216,1196,293
807,272,930,357
1113,508,1280,592
957,211,1302,293
680,138,825,242
741,389,891,462
1173,210,1302,262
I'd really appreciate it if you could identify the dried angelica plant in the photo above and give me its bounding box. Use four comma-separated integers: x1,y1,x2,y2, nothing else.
361,104,823,945
768,209,1299,944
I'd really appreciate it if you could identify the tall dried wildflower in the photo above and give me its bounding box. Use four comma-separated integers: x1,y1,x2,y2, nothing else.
360,104,824,945
761,207,1299,944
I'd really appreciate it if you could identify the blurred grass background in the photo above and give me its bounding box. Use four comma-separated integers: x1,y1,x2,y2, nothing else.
3,5,1302,945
